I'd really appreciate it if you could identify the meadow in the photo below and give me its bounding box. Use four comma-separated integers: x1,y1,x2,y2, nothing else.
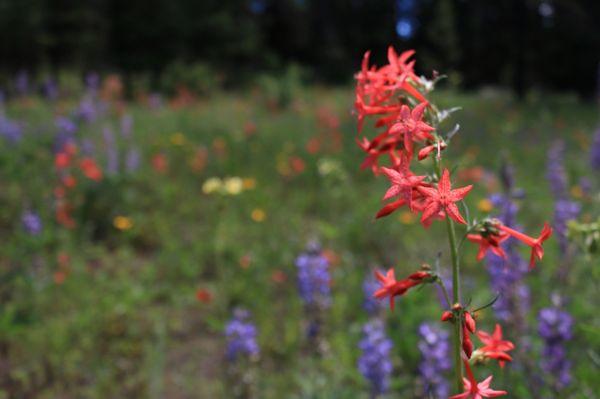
0,76,598,398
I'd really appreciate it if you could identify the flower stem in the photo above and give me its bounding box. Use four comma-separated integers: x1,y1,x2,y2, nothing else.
445,214,464,393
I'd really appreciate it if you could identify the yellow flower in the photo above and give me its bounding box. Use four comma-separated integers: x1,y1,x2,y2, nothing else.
398,211,416,225
224,177,243,195
113,216,133,231
171,132,186,146
251,208,266,222
202,177,222,194
242,178,256,190
570,185,583,199
477,199,493,212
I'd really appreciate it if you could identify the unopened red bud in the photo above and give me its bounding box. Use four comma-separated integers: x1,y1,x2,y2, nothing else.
441,311,453,322
408,271,430,280
464,312,476,333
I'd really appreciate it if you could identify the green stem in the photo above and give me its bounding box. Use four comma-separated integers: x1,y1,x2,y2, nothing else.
445,215,463,393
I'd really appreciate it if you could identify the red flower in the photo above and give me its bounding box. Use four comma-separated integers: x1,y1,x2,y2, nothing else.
476,324,515,368
373,268,429,310
417,169,473,226
467,232,509,261
450,360,507,399
379,159,426,212
462,311,477,358
389,102,434,156
498,223,553,268
55,152,71,169
79,158,103,181
196,289,213,303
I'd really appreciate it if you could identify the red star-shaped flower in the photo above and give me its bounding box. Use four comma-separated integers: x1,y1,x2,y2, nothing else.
450,360,507,399
476,324,515,368
389,102,434,156
417,169,473,226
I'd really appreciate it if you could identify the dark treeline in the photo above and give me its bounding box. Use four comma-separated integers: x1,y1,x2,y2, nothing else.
0,0,599,96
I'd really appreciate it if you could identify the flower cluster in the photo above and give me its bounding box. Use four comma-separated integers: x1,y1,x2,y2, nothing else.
354,47,551,397
21,210,42,235
357,319,393,396
225,309,260,362
418,323,451,398
362,271,386,315
53,142,103,228
538,304,573,390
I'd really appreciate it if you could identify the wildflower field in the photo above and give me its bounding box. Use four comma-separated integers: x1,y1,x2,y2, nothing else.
0,65,599,398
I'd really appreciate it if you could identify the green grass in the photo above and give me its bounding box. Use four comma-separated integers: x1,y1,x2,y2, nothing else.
0,86,598,398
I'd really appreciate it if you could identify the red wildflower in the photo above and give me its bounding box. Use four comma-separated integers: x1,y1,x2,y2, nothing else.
196,289,213,303
388,102,434,156
79,158,103,181
450,360,507,399
417,169,473,226
152,153,168,173
379,162,426,211
55,152,71,169
476,324,515,368
441,311,454,322
498,223,553,268
62,175,77,188
467,231,509,261
462,311,477,358
373,268,430,310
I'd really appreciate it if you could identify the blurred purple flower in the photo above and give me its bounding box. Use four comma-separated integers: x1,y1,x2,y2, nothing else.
85,72,100,93
538,304,573,390
42,78,59,100
225,309,259,361
125,147,141,173
148,93,163,109
418,322,451,398
358,319,393,396
553,199,580,253
295,241,331,308
120,115,133,139
363,271,385,315
75,97,98,124
21,210,42,235
0,114,23,143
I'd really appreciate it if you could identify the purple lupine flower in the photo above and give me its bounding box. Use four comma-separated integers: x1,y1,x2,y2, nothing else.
591,128,600,170
546,140,569,199
103,126,119,175
0,114,23,143
21,210,42,235
15,70,29,96
42,78,59,100
538,304,573,390
362,271,385,315
418,323,451,398
486,161,530,321
120,115,133,139
225,309,259,362
125,147,141,173
75,97,98,124
54,116,78,152
553,199,580,253
85,72,100,93
295,241,331,308
358,319,393,397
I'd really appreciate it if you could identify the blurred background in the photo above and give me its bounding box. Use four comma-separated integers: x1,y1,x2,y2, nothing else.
0,1,599,398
